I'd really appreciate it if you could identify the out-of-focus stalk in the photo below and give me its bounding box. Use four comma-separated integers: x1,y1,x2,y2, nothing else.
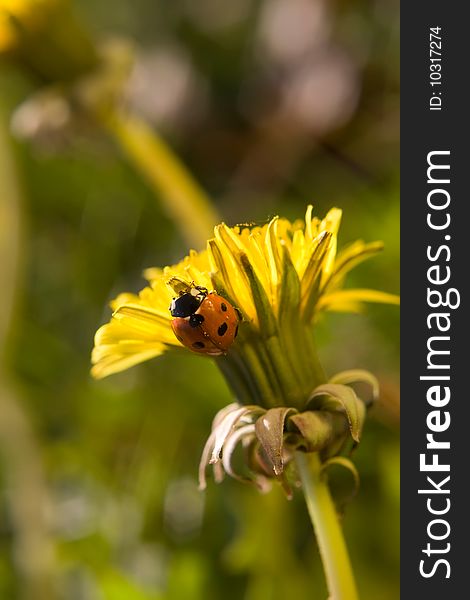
0,105,20,355
104,110,219,249
0,98,56,600
2,0,219,249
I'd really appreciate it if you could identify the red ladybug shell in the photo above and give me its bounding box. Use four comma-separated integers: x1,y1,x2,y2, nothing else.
196,293,239,351
171,317,223,356
171,292,239,355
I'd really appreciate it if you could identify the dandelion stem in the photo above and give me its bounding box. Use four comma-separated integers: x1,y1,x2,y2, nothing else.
104,110,219,249
295,452,359,600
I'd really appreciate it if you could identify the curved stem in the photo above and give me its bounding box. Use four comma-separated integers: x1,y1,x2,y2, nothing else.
103,110,219,249
295,452,358,600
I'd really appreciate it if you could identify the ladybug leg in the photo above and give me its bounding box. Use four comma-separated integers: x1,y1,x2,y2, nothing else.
189,313,205,328
235,307,243,321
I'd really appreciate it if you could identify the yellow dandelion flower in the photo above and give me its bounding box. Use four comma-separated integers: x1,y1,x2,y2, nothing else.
92,204,399,500
91,206,399,404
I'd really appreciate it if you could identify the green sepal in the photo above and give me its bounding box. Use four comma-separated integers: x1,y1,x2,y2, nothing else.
239,253,278,338
287,410,348,452
278,245,301,321
323,240,384,292
301,232,332,322
329,369,379,404
113,304,170,330
207,239,244,315
255,407,297,475
320,456,360,507
307,383,365,443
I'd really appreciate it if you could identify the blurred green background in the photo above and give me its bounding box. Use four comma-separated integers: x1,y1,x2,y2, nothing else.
1,0,399,599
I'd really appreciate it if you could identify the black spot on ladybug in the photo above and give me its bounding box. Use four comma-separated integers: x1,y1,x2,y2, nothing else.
189,314,205,328
234,325,239,338
218,322,228,336
192,341,205,349
220,302,227,312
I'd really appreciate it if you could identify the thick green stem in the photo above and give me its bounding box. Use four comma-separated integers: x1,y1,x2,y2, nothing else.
104,110,219,249
296,452,358,600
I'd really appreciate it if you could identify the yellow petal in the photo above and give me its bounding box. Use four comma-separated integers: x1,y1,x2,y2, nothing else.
143,267,163,281
323,240,384,290
207,239,242,313
265,217,283,310
245,229,271,295
319,207,342,278
91,319,169,379
91,344,166,379
291,228,306,274
305,205,314,241
110,292,140,311
112,304,176,345
300,232,332,321
213,223,257,321
318,288,400,312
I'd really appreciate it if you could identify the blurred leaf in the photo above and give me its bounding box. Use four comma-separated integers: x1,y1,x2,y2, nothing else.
99,569,161,600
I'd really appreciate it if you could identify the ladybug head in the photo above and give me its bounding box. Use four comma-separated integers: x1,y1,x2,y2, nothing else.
169,286,208,318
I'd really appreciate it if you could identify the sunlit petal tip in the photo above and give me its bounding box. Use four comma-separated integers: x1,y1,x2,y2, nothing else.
110,292,139,311
323,206,343,229
91,343,166,380
267,214,279,227
319,289,400,312
143,266,163,282
305,204,314,223
213,222,227,238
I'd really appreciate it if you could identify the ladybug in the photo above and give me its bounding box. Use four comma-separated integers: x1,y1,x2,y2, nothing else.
169,285,239,355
